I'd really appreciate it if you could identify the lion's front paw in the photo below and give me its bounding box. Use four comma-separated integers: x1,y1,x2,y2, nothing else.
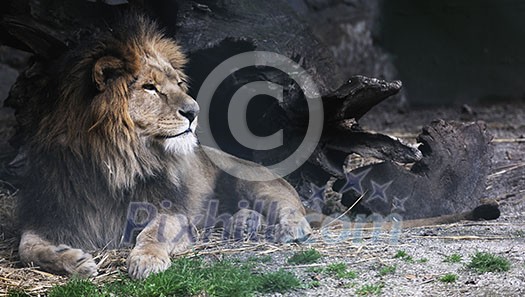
275,213,312,243
127,247,171,280
55,245,98,277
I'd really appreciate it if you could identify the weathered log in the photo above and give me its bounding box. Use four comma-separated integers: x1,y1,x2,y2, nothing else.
322,76,403,123
335,120,494,220
2,16,68,60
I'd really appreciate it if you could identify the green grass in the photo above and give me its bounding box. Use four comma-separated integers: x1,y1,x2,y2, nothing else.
439,273,458,283
257,269,302,293
378,265,396,276
326,262,358,279
444,253,463,263
417,258,428,263
467,252,511,273
356,282,384,295
394,250,413,262
48,279,100,297
45,257,302,297
287,249,322,265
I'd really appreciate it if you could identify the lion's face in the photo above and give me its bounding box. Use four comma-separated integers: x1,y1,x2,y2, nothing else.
126,53,199,155
31,16,201,188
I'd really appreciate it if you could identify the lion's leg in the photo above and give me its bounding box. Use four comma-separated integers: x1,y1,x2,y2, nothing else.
127,214,192,279
19,231,97,277
256,198,312,243
273,204,312,243
237,180,312,243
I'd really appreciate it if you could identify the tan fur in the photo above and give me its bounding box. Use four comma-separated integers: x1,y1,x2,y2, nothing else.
18,14,310,279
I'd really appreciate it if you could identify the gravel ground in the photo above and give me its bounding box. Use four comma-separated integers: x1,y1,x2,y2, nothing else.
245,214,525,297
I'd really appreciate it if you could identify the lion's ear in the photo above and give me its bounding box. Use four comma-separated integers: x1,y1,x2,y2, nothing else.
93,56,125,91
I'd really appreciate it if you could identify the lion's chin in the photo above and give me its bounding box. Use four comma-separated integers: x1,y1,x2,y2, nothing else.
163,133,198,155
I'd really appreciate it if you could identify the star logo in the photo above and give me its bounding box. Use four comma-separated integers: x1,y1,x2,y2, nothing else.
368,180,392,204
339,168,371,195
307,183,326,212
391,195,410,213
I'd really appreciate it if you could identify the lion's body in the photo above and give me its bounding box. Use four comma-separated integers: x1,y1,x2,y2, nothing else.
20,146,300,250
17,14,310,279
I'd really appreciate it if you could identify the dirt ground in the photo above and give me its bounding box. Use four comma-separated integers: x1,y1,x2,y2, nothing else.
0,103,524,296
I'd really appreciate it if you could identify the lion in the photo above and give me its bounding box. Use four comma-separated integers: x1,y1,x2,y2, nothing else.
17,14,311,280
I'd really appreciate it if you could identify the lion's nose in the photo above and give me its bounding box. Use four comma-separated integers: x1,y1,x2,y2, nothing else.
178,101,199,124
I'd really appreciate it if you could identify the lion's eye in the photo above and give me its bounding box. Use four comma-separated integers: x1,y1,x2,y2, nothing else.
142,84,158,92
